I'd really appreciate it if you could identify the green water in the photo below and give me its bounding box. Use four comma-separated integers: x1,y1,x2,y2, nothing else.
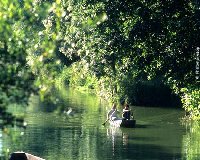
2,89,200,160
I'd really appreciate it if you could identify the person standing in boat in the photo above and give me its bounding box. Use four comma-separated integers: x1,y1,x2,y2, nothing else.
122,104,131,120
107,104,118,121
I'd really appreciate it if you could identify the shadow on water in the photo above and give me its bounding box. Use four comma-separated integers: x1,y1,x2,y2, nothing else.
134,124,153,129
98,144,182,160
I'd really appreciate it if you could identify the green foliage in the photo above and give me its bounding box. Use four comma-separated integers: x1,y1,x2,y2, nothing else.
87,0,199,110
127,0,199,87
67,62,98,91
1,0,199,120
54,67,71,87
38,0,199,111
0,0,39,127
181,87,200,120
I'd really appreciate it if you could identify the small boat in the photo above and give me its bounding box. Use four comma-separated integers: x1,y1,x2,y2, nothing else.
109,119,136,128
9,152,45,160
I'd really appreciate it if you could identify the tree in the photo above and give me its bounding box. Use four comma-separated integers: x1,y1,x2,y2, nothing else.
0,0,38,127
55,0,199,116
125,0,200,117
2,0,197,119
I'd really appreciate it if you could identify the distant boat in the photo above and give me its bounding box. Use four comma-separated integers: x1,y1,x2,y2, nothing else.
64,107,74,116
109,119,136,128
66,108,72,115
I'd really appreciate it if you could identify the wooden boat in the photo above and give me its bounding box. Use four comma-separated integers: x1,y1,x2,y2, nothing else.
9,152,45,160
109,119,136,128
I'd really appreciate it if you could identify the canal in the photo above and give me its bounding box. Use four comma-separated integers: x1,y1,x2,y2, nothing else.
2,88,200,160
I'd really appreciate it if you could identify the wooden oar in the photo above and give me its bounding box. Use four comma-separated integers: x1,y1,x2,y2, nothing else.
102,119,109,125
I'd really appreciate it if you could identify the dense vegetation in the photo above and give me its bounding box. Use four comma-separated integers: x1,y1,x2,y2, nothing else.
0,0,38,127
0,0,199,120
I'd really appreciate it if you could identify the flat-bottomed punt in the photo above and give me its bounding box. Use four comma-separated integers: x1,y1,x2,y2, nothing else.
109,119,136,128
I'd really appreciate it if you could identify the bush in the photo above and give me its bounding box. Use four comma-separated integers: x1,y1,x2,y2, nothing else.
181,87,200,120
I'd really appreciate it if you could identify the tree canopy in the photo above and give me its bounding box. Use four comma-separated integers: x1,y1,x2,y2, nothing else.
0,0,199,119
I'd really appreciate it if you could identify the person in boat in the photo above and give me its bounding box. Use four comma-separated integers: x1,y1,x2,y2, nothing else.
107,104,118,121
122,104,131,120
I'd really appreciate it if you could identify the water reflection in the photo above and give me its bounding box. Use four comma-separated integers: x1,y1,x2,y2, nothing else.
122,132,129,146
106,127,130,157
106,125,184,160
0,131,2,157
182,121,200,160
